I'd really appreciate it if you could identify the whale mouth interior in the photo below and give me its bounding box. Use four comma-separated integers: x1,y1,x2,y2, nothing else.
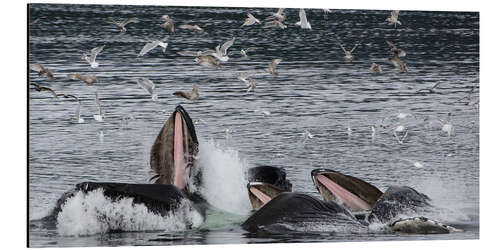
311,169,383,212
247,182,284,210
173,112,187,191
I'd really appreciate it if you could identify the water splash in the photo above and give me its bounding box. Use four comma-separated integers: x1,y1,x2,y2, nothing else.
196,139,252,215
56,189,203,236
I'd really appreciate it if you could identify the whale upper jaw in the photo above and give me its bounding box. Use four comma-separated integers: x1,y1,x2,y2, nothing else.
310,168,383,213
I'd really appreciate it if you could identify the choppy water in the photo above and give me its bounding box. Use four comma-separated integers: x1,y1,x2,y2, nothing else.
28,3,479,247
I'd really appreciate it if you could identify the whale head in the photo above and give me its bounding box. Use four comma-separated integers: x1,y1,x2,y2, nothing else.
246,166,292,210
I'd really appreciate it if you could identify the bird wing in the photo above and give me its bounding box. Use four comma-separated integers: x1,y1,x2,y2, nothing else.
95,91,103,116
392,10,400,19
89,45,105,63
389,57,401,67
333,37,347,53
172,91,190,100
431,82,442,89
277,8,285,16
121,17,139,26
386,40,396,49
105,19,120,26
40,86,58,98
299,8,308,26
137,78,155,95
220,37,235,56
350,40,363,53
67,73,80,80
178,24,192,29
139,41,161,56
29,64,44,72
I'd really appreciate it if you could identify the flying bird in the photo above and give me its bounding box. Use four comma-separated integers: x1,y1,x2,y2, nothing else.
298,130,314,146
386,40,406,57
68,73,98,85
138,39,168,56
105,17,139,33
56,93,84,123
264,58,282,76
245,77,256,92
212,37,235,62
295,8,311,29
178,24,204,32
241,13,261,27
29,64,55,81
173,84,199,101
136,78,158,101
82,45,104,68
177,49,215,57
370,63,382,73
93,91,104,121
417,82,442,94
263,20,287,29
195,55,221,68
323,9,332,19
334,37,363,63
386,10,401,27
265,8,286,22
29,82,57,98
160,15,175,34
388,56,408,74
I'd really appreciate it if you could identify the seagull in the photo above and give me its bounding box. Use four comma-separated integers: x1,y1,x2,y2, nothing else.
68,73,98,85
370,63,382,73
245,77,256,92
81,45,104,68
371,126,376,140
295,8,312,29
417,82,442,94
177,50,215,57
229,47,256,60
212,37,235,62
136,78,158,101
29,64,55,81
265,8,286,22
347,126,353,137
178,24,204,32
160,15,175,34
138,39,168,56
264,58,282,76
424,113,454,137
386,40,406,57
173,84,199,101
56,93,84,123
323,9,332,19
334,37,363,63
385,10,401,27
30,18,40,25
456,86,476,103
298,130,314,146
241,13,261,27
195,55,221,68
29,82,57,98
105,17,139,33
121,115,136,126
263,20,287,29
93,91,104,122
388,56,408,74
393,125,408,144
253,109,271,117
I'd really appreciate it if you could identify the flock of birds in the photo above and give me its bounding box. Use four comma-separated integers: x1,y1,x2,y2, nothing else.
29,7,478,152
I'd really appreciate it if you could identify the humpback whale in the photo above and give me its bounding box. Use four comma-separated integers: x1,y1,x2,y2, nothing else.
246,166,292,210
42,105,205,227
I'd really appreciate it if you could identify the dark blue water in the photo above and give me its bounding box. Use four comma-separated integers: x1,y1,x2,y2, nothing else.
28,3,479,247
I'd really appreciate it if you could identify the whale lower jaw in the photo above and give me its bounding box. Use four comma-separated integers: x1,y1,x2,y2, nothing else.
389,217,463,234
247,182,286,210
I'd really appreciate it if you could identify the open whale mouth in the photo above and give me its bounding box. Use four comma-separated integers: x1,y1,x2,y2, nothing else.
311,169,382,213
247,166,292,210
150,105,199,195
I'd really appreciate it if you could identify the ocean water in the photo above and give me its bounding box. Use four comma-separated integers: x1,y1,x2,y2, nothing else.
28,3,479,247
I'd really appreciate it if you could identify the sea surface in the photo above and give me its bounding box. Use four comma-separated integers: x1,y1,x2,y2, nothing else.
28,3,479,247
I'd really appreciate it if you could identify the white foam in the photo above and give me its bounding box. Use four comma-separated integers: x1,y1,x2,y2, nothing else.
196,139,252,215
56,189,203,236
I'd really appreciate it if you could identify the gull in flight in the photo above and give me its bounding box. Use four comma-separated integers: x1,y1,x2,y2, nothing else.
388,56,408,74
424,113,454,137
323,9,332,19
68,73,98,85
29,64,55,81
347,125,353,137
456,86,476,104
173,84,199,101
160,15,175,34
56,93,84,123
263,20,287,29
241,13,261,27
229,47,256,60
264,58,282,76
195,55,221,68
93,91,104,122
29,82,57,98
177,49,215,57
212,37,235,62
121,115,136,126
334,37,363,63
265,8,286,22
245,77,256,92
393,125,408,144
253,109,271,117
105,17,139,33
386,40,406,57
295,8,311,29
136,78,158,101
385,10,401,27
416,82,443,94
178,24,204,32
138,39,168,56
82,45,104,68
298,130,314,147
370,63,382,73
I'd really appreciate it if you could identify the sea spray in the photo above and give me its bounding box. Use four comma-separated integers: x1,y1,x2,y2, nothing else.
56,189,203,236
196,139,252,215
